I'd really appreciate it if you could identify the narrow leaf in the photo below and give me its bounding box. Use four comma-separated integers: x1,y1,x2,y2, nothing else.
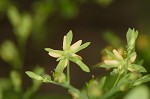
133,75,150,86
7,6,21,26
25,71,44,81
42,74,52,82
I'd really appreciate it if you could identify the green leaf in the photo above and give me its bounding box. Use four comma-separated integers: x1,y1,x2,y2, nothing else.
105,49,121,61
133,75,150,86
73,59,90,72
17,14,32,39
25,66,44,99
0,40,21,69
7,6,21,26
74,42,91,53
128,64,147,73
66,30,73,49
42,74,52,82
55,59,67,73
0,40,18,62
26,71,44,81
32,66,44,84
124,85,150,99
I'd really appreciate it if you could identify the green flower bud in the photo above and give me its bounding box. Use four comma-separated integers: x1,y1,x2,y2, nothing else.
129,72,142,80
53,72,66,83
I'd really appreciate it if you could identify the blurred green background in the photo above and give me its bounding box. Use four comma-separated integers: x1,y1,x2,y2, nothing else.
0,0,150,99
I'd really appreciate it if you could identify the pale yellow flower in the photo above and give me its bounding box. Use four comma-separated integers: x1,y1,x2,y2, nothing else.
45,30,91,73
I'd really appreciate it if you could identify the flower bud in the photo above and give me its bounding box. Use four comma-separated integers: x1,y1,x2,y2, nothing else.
53,72,66,83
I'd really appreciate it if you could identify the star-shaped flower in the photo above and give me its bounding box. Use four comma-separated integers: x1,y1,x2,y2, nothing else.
45,30,90,73
101,49,146,74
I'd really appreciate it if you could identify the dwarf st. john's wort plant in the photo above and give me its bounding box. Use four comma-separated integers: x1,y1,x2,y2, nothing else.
26,29,150,99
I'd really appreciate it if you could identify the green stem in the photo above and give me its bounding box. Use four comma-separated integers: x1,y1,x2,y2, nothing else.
101,87,118,99
113,73,121,88
124,51,131,75
18,38,26,67
67,60,70,84
51,81,80,95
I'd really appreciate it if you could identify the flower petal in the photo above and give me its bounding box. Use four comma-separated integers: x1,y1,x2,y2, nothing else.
74,42,91,53
70,40,82,51
128,64,147,73
45,48,63,58
55,59,68,73
48,52,61,58
66,30,73,49
104,60,119,65
113,49,123,60
130,52,137,63
72,59,90,72
64,59,68,68
105,49,121,61
101,64,118,69
72,54,82,60
63,36,66,50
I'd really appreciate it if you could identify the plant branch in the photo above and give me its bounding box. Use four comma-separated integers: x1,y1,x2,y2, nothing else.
113,73,121,88
67,60,70,84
